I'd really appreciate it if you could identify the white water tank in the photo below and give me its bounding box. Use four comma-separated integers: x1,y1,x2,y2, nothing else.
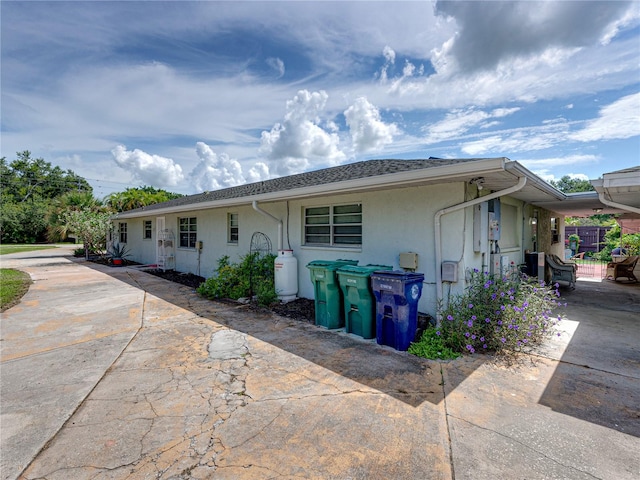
274,250,298,302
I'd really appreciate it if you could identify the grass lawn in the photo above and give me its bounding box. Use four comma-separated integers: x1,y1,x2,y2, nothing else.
0,268,32,311
0,244,58,255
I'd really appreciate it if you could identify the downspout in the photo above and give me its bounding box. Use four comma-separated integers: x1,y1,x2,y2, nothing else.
435,176,528,322
597,193,640,215
252,200,283,251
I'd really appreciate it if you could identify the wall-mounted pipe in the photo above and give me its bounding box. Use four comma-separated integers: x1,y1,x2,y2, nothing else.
434,176,527,322
252,200,283,251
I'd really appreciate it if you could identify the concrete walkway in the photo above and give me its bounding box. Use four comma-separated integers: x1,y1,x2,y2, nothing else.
1,247,639,480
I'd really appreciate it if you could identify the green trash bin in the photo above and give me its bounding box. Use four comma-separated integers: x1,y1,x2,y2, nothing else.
306,259,358,329
337,264,392,338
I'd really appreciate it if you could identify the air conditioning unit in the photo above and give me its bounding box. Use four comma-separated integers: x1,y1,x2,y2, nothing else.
442,261,458,283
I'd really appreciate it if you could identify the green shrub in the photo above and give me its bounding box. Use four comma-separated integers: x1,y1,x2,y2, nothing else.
197,253,277,306
408,328,460,360
410,269,564,359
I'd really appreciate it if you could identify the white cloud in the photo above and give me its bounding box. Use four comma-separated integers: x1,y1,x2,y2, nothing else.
245,162,270,184
378,46,396,83
111,145,184,188
569,92,640,142
566,172,590,181
344,97,399,153
383,45,396,64
424,107,520,144
536,171,591,184
461,128,565,156
266,57,285,78
260,90,345,176
189,142,247,192
402,60,415,78
492,107,520,118
519,155,600,182
600,4,640,45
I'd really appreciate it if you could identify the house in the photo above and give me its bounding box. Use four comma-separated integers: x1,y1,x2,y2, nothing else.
112,157,635,317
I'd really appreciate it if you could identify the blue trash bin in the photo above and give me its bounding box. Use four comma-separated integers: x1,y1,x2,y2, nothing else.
371,271,425,351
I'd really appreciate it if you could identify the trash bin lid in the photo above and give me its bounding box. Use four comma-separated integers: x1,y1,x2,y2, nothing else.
371,270,425,282
337,264,392,277
306,260,335,268
306,259,359,270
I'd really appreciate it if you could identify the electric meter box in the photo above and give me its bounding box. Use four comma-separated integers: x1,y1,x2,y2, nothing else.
441,261,458,283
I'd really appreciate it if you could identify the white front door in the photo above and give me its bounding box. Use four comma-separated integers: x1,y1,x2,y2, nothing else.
156,217,165,266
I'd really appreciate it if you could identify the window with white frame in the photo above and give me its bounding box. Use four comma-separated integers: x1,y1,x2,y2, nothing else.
179,217,197,248
304,204,362,246
228,213,238,244
143,220,152,239
119,222,128,243
500,203,519,249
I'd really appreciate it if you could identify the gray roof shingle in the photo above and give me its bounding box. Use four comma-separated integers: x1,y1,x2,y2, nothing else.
120,158,478,215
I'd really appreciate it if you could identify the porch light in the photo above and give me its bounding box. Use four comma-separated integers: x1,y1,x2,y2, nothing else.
469,177,485,190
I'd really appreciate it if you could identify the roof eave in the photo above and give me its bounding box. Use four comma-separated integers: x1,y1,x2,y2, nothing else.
116,157,510,219
505,161,566,200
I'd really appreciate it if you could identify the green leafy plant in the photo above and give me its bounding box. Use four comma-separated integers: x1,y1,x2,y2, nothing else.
109,242,130,259
62,209,112,259
568,233,580,250
593,225,640,261
410,269,564,359
408,328,460,360
197,253,277,306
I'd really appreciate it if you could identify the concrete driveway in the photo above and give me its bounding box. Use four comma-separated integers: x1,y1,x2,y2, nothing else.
1,246,639,480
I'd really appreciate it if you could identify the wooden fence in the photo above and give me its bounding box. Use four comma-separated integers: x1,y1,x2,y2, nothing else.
565,226,612,255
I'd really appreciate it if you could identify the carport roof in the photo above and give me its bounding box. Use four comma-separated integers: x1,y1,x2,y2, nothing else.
537,166,640,218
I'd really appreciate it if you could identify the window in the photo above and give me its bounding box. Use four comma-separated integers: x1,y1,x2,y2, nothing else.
228,213,238,244
119,222,128,243
304,204,362,246
143,220,152,239
551,217,559,244
500,204,518,249
179,217,197,248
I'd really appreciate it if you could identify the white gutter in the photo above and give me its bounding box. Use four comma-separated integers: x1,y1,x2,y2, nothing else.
597,193,640,215
252,200,283,251
434,176,528,322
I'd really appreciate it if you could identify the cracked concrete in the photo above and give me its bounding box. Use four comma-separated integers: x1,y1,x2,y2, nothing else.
1,246,639,479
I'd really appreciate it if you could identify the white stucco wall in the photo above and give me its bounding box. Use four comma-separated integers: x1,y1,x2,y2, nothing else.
116,181,530,317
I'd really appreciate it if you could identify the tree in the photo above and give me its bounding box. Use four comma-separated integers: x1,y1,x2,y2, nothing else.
550,175,594,193
1,151,91,201
62,210,113,259
0,200,49,243
550,175,615,226
106,186,183,212
0,151,93,243
46,191,109,242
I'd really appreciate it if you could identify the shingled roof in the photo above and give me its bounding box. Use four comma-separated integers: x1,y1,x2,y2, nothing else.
119,158,475,215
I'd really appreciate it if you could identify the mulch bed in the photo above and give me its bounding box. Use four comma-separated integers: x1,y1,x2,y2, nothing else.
137,267,316,323
144,268,205,289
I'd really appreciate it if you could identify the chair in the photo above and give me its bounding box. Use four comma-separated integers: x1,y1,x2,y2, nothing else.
546,254,577,289
606,256,639,282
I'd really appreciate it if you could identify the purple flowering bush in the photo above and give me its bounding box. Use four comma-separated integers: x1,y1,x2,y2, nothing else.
436,269,564,356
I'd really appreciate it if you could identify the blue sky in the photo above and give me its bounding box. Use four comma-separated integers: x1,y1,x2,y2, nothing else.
2,1,639,198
